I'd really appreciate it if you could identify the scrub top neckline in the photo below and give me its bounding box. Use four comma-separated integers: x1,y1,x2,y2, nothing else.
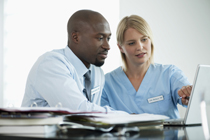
117,64,153,96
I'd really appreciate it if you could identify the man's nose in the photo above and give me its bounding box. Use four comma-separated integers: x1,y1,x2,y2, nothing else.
102,40,110,50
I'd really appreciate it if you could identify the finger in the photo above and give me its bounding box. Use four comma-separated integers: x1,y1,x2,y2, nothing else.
186,85,192,95
181,86,191,97
178,88,185,97
182,98,189,105
181,96,189,105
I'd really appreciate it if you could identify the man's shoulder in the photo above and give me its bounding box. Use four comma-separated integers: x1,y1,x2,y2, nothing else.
35,48,75,73
42,48,65,59
39,48,73,64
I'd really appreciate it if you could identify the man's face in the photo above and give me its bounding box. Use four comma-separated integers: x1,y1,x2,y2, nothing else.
78,21,111,67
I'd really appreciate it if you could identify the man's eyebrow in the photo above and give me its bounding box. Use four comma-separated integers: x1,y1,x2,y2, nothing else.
97,33,112,36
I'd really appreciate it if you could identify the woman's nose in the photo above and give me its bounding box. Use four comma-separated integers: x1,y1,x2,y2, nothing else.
136,41,143,51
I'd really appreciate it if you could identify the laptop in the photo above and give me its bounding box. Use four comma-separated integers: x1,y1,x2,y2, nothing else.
164,64,210,126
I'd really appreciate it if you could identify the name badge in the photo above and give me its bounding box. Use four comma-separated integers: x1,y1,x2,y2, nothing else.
148,95,164,103
91,86,100,95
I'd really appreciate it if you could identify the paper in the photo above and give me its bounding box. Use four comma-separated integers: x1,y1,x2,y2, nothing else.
0,125,57,134
65,113,169,125
0,107,102,116
0,116,63,126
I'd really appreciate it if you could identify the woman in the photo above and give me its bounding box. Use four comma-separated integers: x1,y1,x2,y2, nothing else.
101,15,192,119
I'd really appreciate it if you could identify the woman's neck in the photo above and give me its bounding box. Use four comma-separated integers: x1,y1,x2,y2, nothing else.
123,62,151,92
124,62,150,79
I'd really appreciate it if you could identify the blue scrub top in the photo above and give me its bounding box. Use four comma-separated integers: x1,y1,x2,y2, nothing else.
101,64,190,119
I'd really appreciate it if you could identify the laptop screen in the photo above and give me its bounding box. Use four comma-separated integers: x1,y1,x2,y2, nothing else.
184,65,210,125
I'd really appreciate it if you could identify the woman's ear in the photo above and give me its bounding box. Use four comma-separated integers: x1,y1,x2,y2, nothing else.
72,31,79,43
117,44,124,53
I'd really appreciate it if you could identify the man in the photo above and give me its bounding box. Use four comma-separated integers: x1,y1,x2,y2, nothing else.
21,10,125,113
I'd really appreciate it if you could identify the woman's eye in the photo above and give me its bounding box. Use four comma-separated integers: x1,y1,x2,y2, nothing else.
142,38,147,42
128,42,135,45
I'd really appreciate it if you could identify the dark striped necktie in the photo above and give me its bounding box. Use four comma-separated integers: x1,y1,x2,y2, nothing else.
83,70,91,101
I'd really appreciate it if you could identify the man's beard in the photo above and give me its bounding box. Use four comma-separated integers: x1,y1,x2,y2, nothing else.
94,59,104,67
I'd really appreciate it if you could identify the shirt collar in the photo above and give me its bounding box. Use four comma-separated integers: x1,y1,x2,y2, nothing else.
64,46,90,78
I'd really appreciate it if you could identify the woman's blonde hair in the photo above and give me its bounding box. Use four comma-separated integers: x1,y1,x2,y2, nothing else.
116,15,154,70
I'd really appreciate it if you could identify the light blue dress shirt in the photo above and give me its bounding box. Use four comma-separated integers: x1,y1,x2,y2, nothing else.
22,46,125,113
101,64,191,119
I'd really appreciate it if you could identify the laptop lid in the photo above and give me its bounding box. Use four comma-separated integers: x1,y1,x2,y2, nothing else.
184,64,210,125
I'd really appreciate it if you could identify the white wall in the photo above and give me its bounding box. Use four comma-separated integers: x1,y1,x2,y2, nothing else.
120,0,210,118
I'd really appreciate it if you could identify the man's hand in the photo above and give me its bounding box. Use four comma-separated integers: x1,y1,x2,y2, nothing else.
178,85,192,105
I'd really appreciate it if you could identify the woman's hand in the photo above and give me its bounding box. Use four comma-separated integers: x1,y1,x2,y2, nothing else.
178,85,192,105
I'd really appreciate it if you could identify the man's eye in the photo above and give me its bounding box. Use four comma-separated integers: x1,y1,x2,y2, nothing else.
107,37,110,41
98,37,103,41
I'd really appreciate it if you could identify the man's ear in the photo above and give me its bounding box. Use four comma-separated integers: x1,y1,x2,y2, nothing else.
72,31,79,43
117,44,124,53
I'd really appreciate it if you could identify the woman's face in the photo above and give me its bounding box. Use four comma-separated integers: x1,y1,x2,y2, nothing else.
119,27,151,67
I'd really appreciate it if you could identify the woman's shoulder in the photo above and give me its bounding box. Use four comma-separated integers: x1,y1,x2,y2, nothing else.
151,63,184,78
105,66,122,79
105,66,122,76
152,63,180,71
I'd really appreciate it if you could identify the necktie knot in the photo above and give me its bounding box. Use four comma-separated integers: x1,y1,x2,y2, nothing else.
84,70,91,81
